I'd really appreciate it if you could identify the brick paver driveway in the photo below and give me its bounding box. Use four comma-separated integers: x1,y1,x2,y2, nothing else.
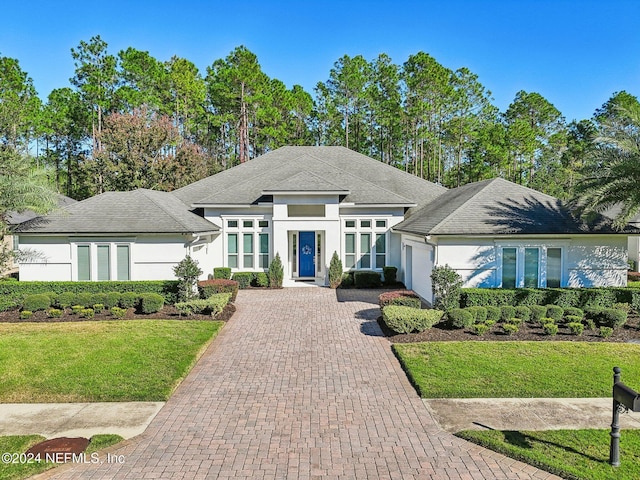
46,288,559,479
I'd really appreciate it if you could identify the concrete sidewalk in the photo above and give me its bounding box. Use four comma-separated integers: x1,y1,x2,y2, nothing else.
0,402,164,439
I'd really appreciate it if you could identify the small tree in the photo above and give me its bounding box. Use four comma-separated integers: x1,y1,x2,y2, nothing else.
431,264,463,311
328,251,343,289
173,255,202,302
268,252,284,288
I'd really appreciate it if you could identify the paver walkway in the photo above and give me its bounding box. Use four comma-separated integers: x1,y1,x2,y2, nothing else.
43,288,560,479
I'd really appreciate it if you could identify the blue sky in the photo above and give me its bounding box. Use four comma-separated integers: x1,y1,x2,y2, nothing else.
1,0,639,122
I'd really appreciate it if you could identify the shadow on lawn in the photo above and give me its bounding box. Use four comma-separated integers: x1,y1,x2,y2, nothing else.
498,430,605,463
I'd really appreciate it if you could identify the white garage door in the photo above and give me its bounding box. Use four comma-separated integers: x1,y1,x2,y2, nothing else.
407,242,433,304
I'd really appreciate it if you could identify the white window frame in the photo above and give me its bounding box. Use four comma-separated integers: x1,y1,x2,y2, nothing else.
223,217,271,271
342,217,389,271
495,241,567,288
72,240,133,281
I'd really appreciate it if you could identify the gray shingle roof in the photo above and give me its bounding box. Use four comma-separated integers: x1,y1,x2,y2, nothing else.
15,189,218,235
393,177,637,236
173,146,446,207
262,172,349,193
7,195,77,225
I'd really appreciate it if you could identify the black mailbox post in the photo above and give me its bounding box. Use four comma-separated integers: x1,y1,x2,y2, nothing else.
610,367,640,467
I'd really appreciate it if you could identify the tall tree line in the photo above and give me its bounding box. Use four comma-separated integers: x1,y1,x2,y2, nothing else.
0,36,637,203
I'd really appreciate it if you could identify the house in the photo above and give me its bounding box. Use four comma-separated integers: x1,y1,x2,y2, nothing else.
14,146,636,303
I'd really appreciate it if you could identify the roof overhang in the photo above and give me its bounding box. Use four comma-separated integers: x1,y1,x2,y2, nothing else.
262,190,350,196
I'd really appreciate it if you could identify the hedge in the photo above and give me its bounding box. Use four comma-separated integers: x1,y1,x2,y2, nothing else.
382,306,444,334
447,308,474,329
382,266,397,285
232,272,255,289
0,280,180,311
175,293,232,317
460,287,640,310
139,293,165,313
198,279,239,302
213,267,232,280
378,290,421,309
354,271,382,288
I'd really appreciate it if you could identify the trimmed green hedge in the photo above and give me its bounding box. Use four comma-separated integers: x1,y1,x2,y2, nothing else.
198,279,239,302
461,287,640,310
379,290,421,309
0,281,180,311
175,293,232,317
382,306,444,333
354,271,382,288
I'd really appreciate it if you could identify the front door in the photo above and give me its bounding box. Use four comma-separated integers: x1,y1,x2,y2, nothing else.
299,231,315,277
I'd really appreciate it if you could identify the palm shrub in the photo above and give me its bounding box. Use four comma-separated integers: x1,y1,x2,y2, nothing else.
269,252,284,288
431,265,463,311
329,251,343,289
173,255,202,302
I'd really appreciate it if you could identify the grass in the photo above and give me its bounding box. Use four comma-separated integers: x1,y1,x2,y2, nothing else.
627,281,640,288
392,341,640,398
458,429,640,480
0,320,223,402
0,434,123,480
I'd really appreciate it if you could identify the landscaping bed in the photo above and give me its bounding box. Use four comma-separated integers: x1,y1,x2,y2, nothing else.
378,314,640,343
0,303,235,323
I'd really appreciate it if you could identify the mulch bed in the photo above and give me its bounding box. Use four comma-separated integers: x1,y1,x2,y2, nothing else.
0,303,236,323
378,315,640,343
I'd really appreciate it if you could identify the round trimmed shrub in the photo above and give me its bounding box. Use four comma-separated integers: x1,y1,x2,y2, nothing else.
382,266,398,286
514,306,531,323
71,305,84,314
104,292,122,308
599,326,614,338
93,303,105,313
500,306,516,322
485,306,501,323
563,307,584,319
507,317,523,326
22,294,51,312
568,322,584,336
55,291,76,308
529,305,547,323
19,310,33,320
255,272,269,288
448,308,475,329
539,317,555,326
546,305,564,322
214,267,232,280
596,308,628,329
47,308,63,318
472,323,490,336
80,308,95,319
139,293,164,314
502,323,519,335
119,292,140,309
543,323,559,336
466,306,488,324
110,306,126,319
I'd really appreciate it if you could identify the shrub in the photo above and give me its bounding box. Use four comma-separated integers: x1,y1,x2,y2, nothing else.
500,306,516,322
485,306,501,322
329,252,343,289
19,310,33,320
255,272,269,288
448,308,475,329
75,292,94,308
515,288,547,306
354,271,382,288
484,319,496,327
268,252,284,288
565,315,583,324
466,306,488,324
471,323,490,336
119,292,140,309
613,302,631,313
379,290,421,309
529,305,547,323
599,326,614,338
580,288,617,309
174,255,203,302
91,293,107,306
175,293,232,317
502,323,519,335
548,288,581,308
22,294,51,312
139,293,164,314
93,303,105,313
545,305,564,322
104,292,121,308
543,323,559,336
539,317,555,326
563,307,584,319
583,318,596,331
340,272,354,288
595,308,628,329
507,317,523,326
110,306,126,319
71,305,84,315
80,308,95,319
382,266,397,286
197,279,239,302
514,306,531,323
47,308,63,318
568,322,584,336
382,306,444,333
232,272,255,289
461,288,517,307
213,267,232,280
431,265,463,311
55,291,76,308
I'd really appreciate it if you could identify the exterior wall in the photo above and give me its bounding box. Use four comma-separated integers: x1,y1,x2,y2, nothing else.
628,236,640,272
400,233,435,304
17,234,206,281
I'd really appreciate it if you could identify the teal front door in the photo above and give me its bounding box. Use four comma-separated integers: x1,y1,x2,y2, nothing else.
299,231,315,277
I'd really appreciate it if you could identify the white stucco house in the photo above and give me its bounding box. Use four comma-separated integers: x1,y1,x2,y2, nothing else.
14,146,637,303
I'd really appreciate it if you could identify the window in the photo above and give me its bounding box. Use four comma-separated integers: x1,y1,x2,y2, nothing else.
259,234,269,268
345,220,355,228
292,234,297,274
376,220,386,228
243,220,253,228
547,248,562,288
360,233,371,268
97,245,111,281
227,220,238,228
228,234,238,268
501,246,563,288
117,245,130,281
360,220,371,228
375,234,386,269
317,233,322,274
345,234,356,269
77,245,91,281
243,233,254,268
502,248,517,289
287,205,325,217
258,220,269,228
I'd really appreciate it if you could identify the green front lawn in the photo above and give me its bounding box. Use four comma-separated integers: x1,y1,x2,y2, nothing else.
0,321,222,402
458,429,640,480
393,341,640,398
0,434,123,480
